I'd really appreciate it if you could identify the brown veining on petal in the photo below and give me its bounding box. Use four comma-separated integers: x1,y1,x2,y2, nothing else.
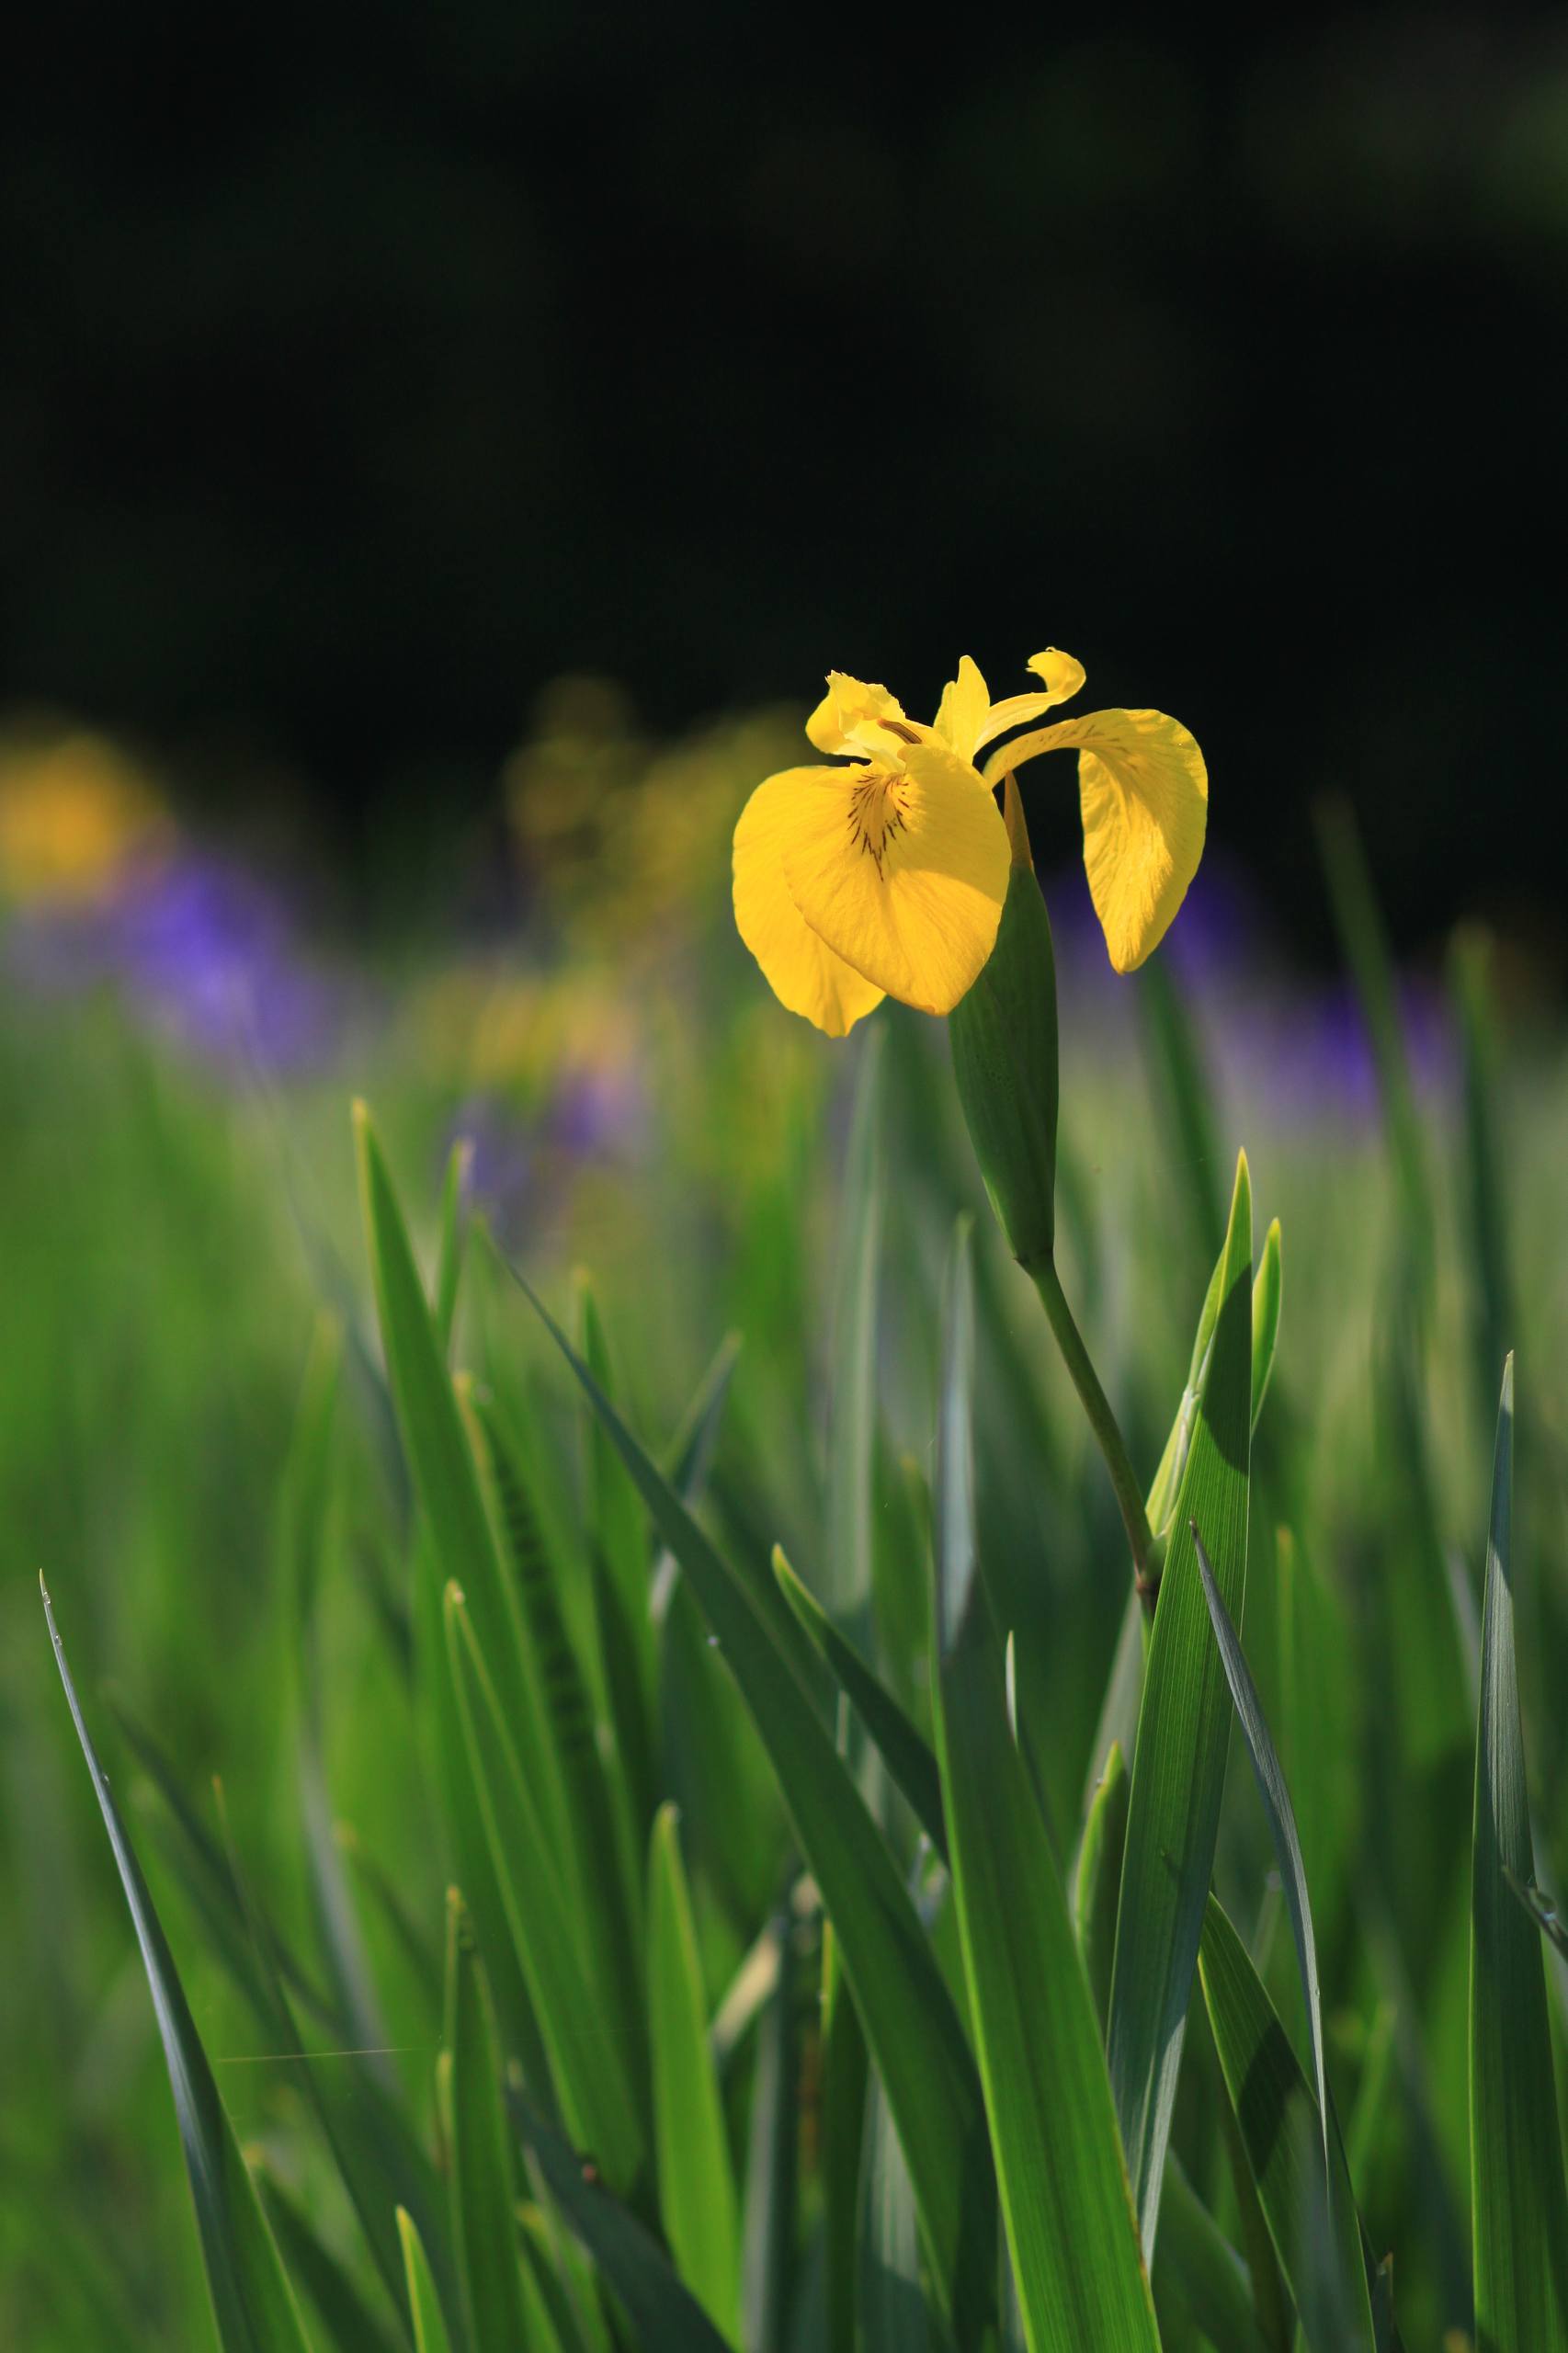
846,767,911,872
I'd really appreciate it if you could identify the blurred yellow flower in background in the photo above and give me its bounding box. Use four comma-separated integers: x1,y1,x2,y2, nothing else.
506,679,800,951
0,725,171,903
406,956,642,1100
733,649,1208,1033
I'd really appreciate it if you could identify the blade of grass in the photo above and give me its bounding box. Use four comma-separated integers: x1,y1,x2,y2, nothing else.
740,1908,799,2353
396,2211,454,2353
1199,1895,1391,2353
653,1329,743,1618
511,2093,735,2353
214,1783,440,2347
858,2068,936,2353
930,1223,1159,2353
773,1544,946,1860
508,1262,998,2339
819,1918,869,2353
278,1324,402,2088
443,1890,567,2353
257,2172,402,2353
112,1694,333,2033
824,1025,883,1633
1250,1219,1282,1435
466,1383,649,2137
1091,1205,1279,1803
857,2061,941,2353
1215,2071,1295,2353
1153,2157,1271,2353
1074,1740,1129,2031
412,1517,552,2096
41,1577,313,2353
445,1585,646,2193
1193,1527,1375,2348
434,1137,472,1358
647,1804,741,2344
661,1564,788,1931
1469,1356,1568,2349
1108,1150,1253,2261
1345,2002,1399,2193
355,1103,570,1865
575,1273,658,1825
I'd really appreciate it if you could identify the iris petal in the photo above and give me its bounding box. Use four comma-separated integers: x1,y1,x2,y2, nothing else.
972,647,1087,755
990,708,1207,972
733,767,886,1035
804,673,910,758
781,741,1008,1014
933,656,992,761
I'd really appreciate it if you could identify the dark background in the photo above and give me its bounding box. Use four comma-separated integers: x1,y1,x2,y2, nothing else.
4,6,1564,960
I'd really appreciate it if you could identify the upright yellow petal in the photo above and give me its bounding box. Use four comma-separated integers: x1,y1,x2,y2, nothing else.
1027,648,1087,699
972,646,1087,754
933,656,991,761
734,769,887,1035
781,741,1008,1015
805,673,910,757
1000,708,1207,972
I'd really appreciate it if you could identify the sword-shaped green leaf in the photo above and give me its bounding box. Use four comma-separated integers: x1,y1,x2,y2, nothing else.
41,1577,313,2353
647,1803,740,2344
507,1261,998,2340
1108,1151,1253,2260
443,1891,568,2353
1199,1897,1395,2353
396,2211,454,2353
773,1543,947,1860
445,1585,646,2192
1469,1356,1568,2350
1194,1527,1375,2349
930,1223,1159,2353
354,1103,568,1866
511,2093,735,2353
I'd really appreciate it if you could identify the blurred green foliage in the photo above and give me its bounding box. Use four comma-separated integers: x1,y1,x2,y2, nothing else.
4,722,1567,2345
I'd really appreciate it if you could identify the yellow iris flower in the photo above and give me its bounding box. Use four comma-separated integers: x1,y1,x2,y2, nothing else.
733,649,1207,1035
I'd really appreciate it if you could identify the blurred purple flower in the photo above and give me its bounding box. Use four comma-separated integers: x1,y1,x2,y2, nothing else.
446,1050,647,1252
1158,857,1264,994
1035,850,1455,1130
549,1062,647,1159
1218,977,1456,1131
6,850,346,1072
447,1095,534,1239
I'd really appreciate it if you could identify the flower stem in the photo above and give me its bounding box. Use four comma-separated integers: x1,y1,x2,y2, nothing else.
1025,1254,1157,1611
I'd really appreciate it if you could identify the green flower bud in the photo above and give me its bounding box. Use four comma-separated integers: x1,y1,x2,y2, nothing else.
949,778,1060,1269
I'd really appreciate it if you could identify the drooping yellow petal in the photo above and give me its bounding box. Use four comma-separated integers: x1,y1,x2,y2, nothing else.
996,708,1208,972
781,741,1009,1015
733,768,886,1035
972,647,1087,756
933,655,991,761
805,673,910,758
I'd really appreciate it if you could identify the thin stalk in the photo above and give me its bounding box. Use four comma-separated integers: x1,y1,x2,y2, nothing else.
1025,1253,1156,1610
